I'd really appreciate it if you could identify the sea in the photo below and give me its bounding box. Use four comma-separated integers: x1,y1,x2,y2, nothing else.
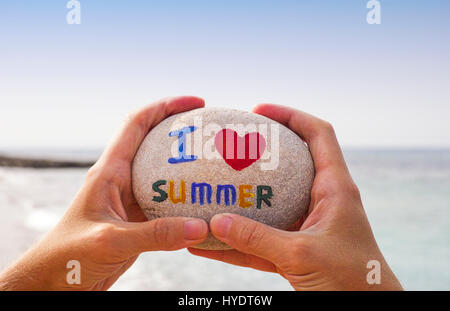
0,148,449,290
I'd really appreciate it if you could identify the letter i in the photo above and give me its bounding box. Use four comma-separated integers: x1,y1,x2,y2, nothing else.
168,126,198,164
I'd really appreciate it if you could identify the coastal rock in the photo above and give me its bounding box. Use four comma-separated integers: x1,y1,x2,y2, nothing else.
132,108,315,250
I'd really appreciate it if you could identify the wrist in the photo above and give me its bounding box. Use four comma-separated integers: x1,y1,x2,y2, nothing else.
0,240,72,290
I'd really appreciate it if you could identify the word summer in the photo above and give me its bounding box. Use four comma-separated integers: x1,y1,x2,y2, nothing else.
152,180,274,209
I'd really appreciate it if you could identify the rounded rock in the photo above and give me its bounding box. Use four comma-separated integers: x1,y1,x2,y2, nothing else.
132,108,314,250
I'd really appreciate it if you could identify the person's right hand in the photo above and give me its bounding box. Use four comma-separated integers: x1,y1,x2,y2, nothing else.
189,104,403,291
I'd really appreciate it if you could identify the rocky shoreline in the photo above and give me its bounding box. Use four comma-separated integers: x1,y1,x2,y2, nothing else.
0,154,95,168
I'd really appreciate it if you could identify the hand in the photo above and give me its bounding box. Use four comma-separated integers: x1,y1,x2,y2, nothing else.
189,104,403,291
0,96,209,290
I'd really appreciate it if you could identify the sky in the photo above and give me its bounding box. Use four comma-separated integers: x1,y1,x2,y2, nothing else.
0,0,449,149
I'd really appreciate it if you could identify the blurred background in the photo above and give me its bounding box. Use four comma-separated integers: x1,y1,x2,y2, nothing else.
0,0,449,290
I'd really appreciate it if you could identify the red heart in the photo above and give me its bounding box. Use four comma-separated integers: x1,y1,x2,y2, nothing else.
214,129,266,171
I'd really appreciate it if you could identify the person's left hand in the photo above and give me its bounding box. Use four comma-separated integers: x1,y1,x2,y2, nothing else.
0,96,209,290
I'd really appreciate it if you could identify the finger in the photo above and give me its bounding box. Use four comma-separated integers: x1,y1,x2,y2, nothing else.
209,213,294,265
188,248,277,273
252,103,348,176
102,96,205,164
118,217,209,255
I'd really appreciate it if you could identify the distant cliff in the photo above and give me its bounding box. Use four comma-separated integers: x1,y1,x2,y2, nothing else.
0,154,95,168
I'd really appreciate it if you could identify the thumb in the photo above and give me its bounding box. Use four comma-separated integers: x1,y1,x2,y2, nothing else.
210,213,293,264
121,217,208,255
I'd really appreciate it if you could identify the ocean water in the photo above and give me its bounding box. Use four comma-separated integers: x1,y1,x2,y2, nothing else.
0,149,449,290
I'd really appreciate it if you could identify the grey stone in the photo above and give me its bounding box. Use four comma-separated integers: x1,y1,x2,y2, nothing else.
132,108,314,250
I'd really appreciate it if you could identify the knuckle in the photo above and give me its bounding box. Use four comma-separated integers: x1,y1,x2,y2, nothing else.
90,223,117,249
104,162,128,185
347,182,361,199
85,161,114,185
239,222,265,250
85,163,102,181
308,118,336,140
288,236,312,262
86,160,126,188
151,219,171,245
126,109,148,131
320,120,335,135
311,183,328,200
125,109,139,123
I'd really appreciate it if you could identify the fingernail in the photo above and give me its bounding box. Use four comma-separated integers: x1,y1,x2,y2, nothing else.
184,219,207,240
211,214,233,238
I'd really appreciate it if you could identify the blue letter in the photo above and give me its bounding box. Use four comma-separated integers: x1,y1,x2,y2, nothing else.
191,183,212,205
168,126,198,164
216,185,237,206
